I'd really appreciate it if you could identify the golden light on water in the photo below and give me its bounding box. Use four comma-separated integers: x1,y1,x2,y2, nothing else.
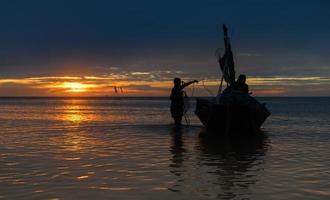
55,100,102,152
65,107,85,122
61,100,88,123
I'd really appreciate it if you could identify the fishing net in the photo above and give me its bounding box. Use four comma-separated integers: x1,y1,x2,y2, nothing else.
183,91,191,125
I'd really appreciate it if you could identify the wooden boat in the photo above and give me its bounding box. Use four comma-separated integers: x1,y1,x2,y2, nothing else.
195,25,270,136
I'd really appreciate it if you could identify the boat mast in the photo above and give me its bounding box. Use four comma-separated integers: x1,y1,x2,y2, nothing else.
218,24,236,88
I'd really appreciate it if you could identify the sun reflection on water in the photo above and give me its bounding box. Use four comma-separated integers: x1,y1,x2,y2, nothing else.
58,99,98,124
62,100,86,123
65,110,85,122
52,99,104,152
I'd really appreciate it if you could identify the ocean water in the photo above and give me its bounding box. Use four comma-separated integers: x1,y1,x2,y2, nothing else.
0,97,329,200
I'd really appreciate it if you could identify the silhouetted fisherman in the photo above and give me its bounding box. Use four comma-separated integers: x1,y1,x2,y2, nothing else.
170,78,198,126
236,74,249,94
221,74,249,96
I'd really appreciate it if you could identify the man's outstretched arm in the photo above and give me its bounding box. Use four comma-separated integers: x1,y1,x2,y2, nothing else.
181,80,198,89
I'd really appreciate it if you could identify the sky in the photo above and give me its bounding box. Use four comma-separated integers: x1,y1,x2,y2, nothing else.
0,0,330,96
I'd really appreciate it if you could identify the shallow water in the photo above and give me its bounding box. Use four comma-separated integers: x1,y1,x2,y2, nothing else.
0,97,329,199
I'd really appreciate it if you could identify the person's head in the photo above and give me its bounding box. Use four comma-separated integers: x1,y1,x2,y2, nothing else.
174,77,181,87
237,74,246,84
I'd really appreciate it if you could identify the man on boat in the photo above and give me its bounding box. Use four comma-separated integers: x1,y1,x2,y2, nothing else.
170,78,198,126
236,74,249,94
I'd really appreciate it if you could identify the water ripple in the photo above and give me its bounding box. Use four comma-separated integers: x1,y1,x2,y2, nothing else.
0,98,330,199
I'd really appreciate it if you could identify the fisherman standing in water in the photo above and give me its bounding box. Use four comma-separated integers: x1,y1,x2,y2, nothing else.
170,78,198,126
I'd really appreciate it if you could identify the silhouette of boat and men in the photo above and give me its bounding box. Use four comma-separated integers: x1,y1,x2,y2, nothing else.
170,25,270,137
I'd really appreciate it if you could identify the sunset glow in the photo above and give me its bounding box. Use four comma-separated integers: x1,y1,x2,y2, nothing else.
1,74,330,96
61,82,90,93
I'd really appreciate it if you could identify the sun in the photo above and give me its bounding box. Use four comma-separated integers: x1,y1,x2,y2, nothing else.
62,82,88,92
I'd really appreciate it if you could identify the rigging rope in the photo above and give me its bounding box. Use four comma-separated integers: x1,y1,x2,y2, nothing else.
191,82,195,97
182,80,221,126
202,80,215,96
218,75,224,95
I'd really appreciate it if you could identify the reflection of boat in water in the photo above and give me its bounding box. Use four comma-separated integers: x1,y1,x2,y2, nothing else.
167,127,269,198
198,129,268,156
195,25,270,136
197,131,269,199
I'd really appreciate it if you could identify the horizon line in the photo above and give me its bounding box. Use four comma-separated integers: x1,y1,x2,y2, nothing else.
0,95,329,98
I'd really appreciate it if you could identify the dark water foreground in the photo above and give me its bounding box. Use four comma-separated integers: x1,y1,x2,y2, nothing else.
0,97,329,199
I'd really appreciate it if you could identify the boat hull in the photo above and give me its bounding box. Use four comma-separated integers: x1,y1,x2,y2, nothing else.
195,95,270,136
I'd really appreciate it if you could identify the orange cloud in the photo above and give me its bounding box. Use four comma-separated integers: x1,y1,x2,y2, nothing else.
0,74,329,96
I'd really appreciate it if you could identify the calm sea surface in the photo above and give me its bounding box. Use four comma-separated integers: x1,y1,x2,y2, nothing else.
0,97,329,199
